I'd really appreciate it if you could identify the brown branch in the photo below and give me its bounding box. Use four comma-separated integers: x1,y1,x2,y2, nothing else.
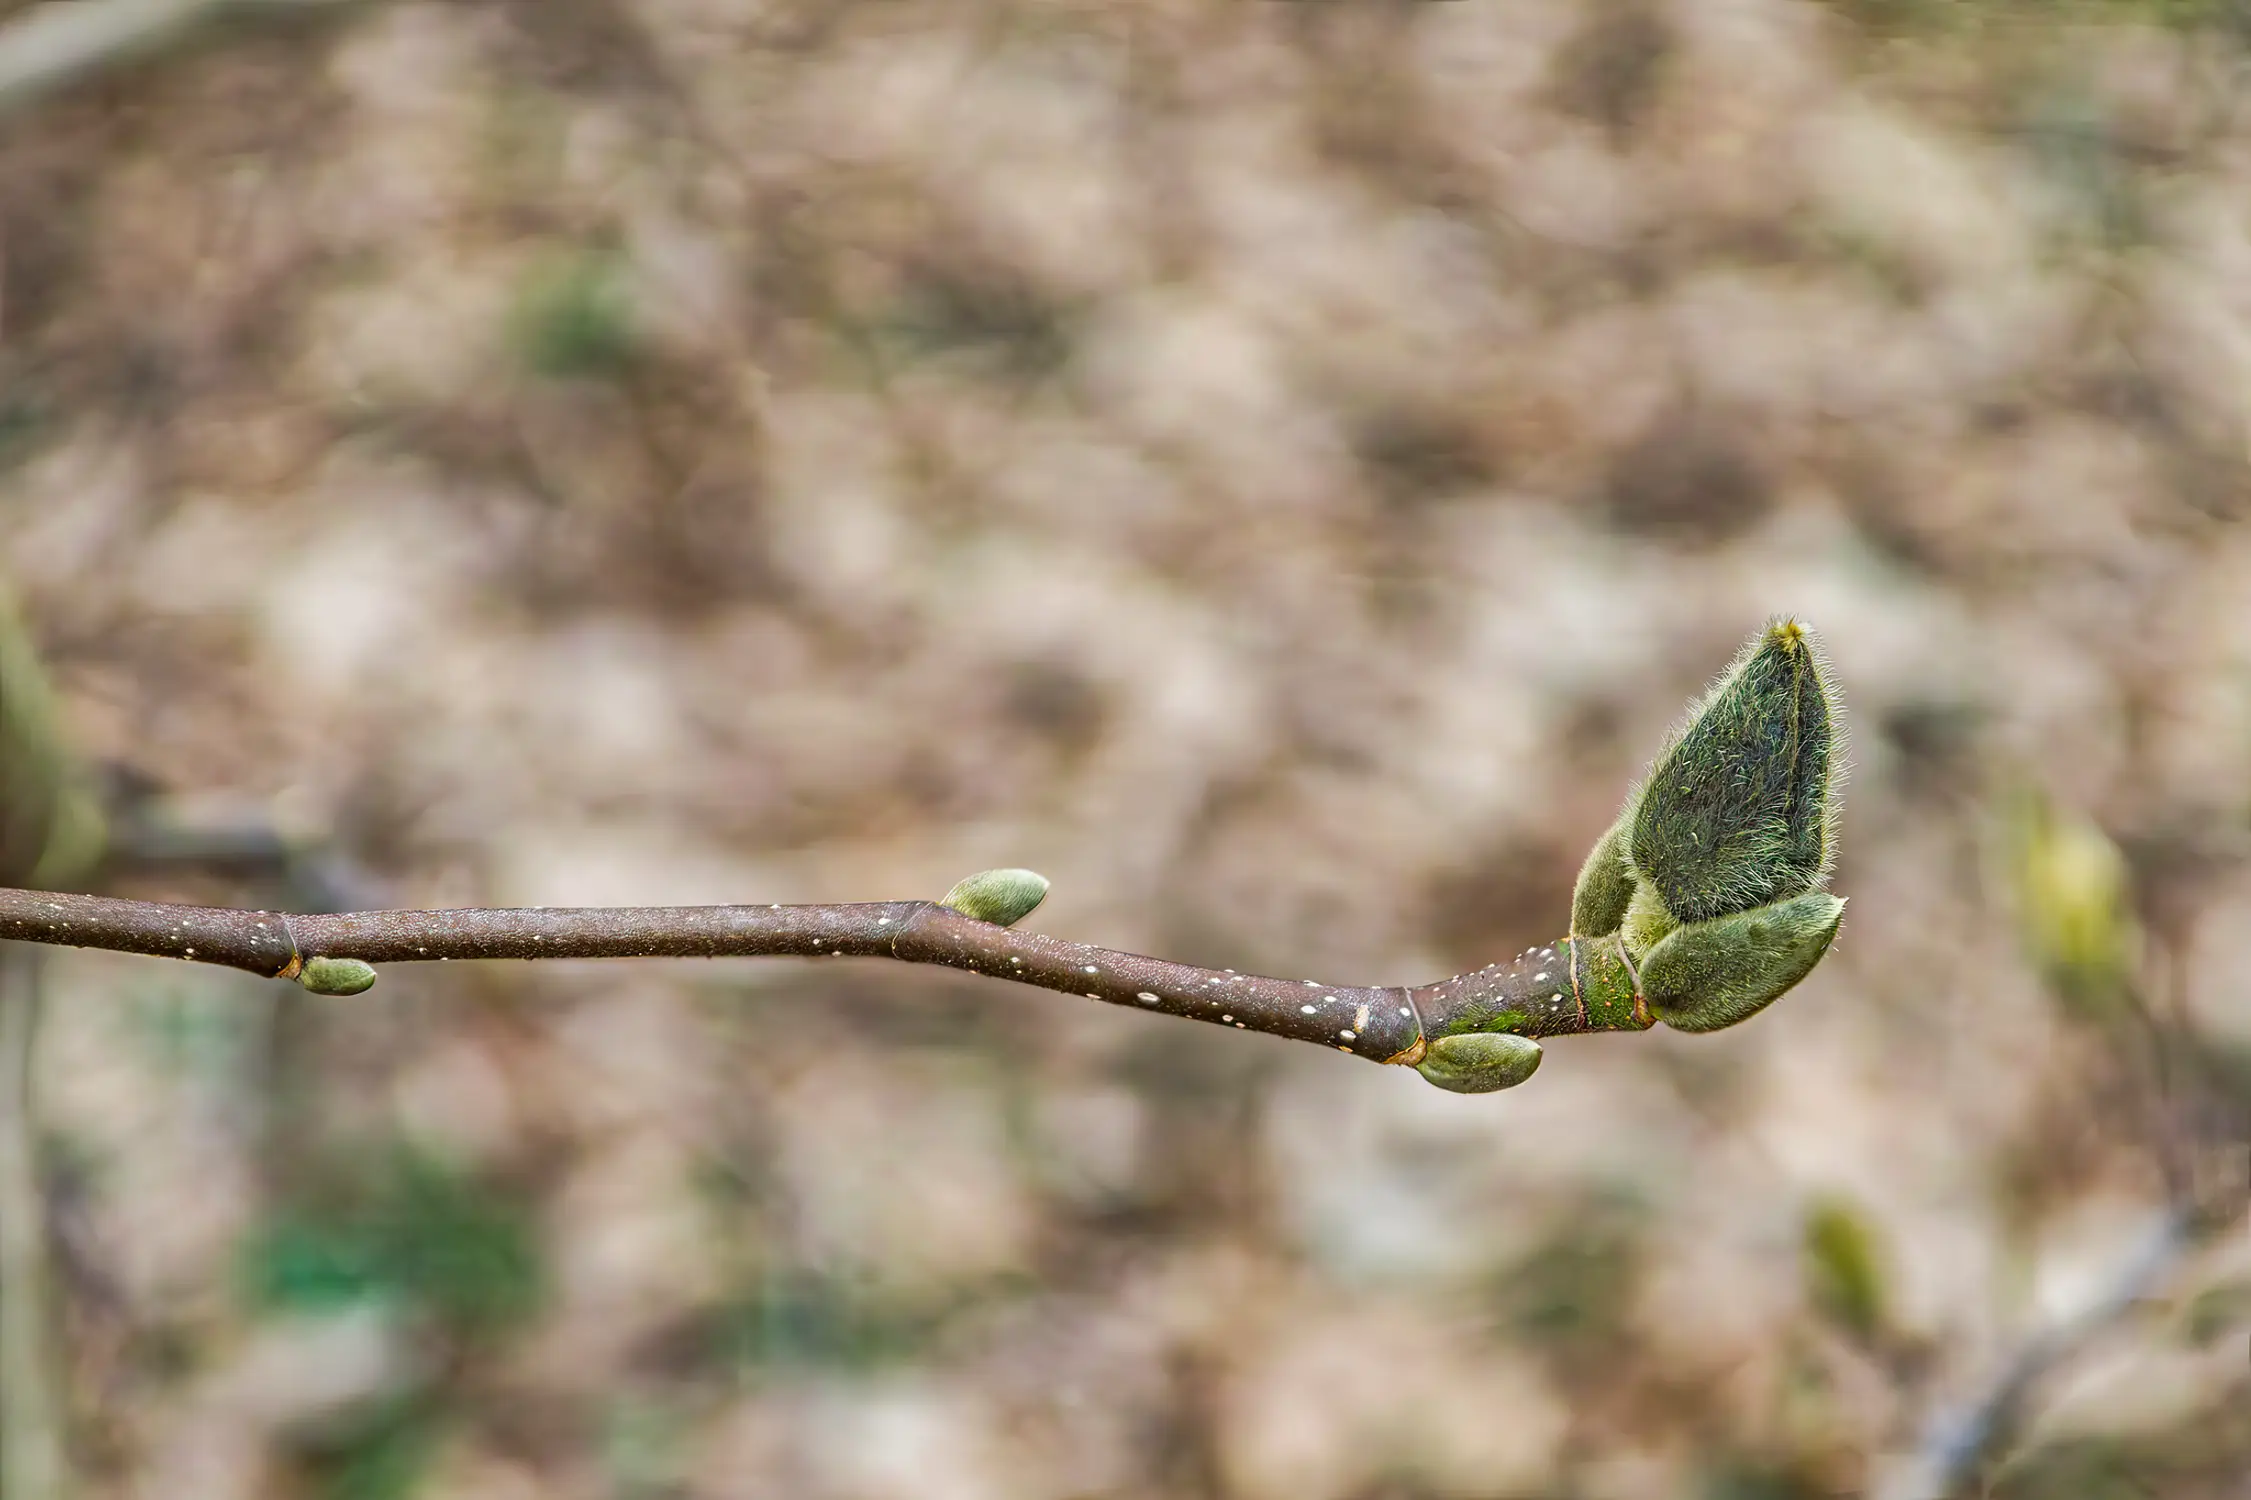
0,884,1652,1066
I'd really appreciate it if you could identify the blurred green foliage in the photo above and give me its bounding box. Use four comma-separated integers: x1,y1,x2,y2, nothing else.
508,251,640,381
1988,1390,2251,1497
867,263,1075,381
291,1395,446,1500
1486,1192,1650,1356
242,1143,543,1341
2007,789,2141,1022
706,1265,1032,1374
1696,1457,1831,1500
1828,0,2251,36
1801,1197,1891,1346
0,391,46,474
2179,1278,2251,1348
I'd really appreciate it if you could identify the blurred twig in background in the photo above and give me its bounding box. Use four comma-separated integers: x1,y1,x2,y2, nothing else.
1882,1207,2197,1500
1876,792,2250,1498
0,0,361,124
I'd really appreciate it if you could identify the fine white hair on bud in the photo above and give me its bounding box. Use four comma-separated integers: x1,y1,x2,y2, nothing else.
939,868,1052,928
1569,617,1850,1033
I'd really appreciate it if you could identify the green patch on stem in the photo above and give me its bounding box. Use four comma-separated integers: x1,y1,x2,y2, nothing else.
1427,1003,1530,1041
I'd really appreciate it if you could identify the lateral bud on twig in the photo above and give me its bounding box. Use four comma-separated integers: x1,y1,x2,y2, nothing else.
1571,617,1847,1033
939,868,1051,928
296,956,377,996
1414,1032,1543,1093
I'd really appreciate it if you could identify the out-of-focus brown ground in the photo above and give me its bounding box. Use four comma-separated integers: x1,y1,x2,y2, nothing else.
3,2,2247,1496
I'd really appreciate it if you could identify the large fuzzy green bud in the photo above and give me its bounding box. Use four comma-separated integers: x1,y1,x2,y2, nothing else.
1630,618,1841,929
1570,618,1846,1033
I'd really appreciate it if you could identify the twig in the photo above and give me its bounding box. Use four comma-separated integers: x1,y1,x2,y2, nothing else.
0,945,65,1500
0,883,1652,1065
0,0,360,123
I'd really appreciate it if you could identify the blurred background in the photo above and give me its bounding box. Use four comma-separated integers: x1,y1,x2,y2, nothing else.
0,0,2246,1496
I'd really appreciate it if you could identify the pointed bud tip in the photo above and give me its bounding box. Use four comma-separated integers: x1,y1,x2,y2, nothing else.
1627,616,1844,927
940,868,1051,927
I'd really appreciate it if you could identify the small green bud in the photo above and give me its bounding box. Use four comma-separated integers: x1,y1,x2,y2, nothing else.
1629,618,1843,929
297,956,377,996
2008,791,2139,1020
939,868,1051,927
1569,816,1636,939
1640,891,1844,1033
1415,1032,1543,1093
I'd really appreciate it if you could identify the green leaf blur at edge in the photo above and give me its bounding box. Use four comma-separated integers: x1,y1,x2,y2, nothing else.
292,1394,446,1500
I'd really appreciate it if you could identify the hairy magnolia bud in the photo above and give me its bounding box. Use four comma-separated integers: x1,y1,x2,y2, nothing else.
1415,1031,1543,1093
1629,618,1842,932
1640,891,1845,1032
1567,618,1848,1035
940,868,1051,928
